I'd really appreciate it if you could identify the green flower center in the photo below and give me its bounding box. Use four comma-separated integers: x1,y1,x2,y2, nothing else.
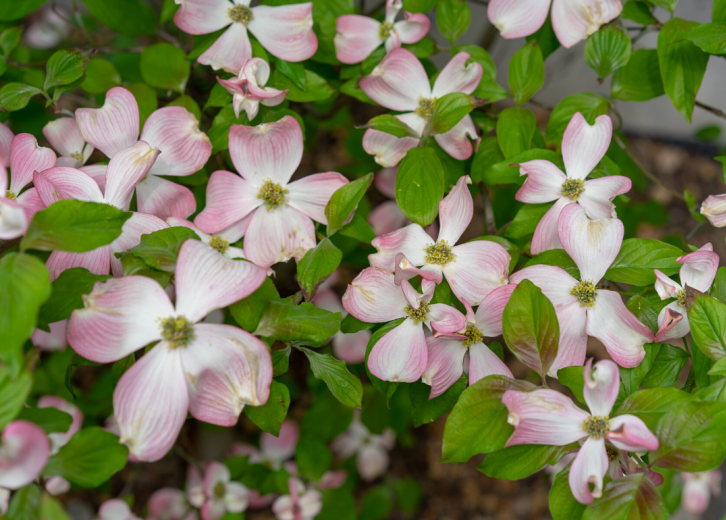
605,445,619,463
214,482,225,499
561,178,585,200
209,236,229,254
257,180,288,210
571,280,597,307
583,415,610,440
159,316,195,348
416,97,436,119
379,21,394,40
425,240,454,266
228,4,253,25
71,151,84,164
5,190,15,200
463,323,484,347
676,288,687,308
405,301,429,324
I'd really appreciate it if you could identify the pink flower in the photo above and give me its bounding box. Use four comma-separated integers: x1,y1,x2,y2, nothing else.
682,470,721,514
653,243,719,342
43,117,94,168
97,500,141,520
488,0,622,48
272,478,322,520
75,87,212,220
369,175,511,306
174,0,317,74
331,412,394,481
422,285,516,399
67,239,271,461
229,419,299,470
343,268,466,382
515,112,631,255
0,420,51,490
33,146,169,281
198,462,249,520
360,49,482,166
701,194,726,227
217,58,288,120
31,320,68,351
167,217,246,260
148,488,198,520
503,359,658,504
511,204,654,374
334,0,430,64
38,395,84,454
313,285,370,364
194,116,349,268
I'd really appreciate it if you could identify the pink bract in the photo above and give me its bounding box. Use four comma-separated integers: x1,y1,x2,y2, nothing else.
0,420,51,490
217,58,287,121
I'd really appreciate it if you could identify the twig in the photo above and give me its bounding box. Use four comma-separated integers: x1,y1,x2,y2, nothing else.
480,185,497,236
686,221,704,241
695,100,726,120
157,29,184,49
613,134,685,201
527,98,553,112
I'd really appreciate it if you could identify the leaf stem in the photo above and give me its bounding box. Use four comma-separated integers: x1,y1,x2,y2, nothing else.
631,452,650,470
695,100,726,120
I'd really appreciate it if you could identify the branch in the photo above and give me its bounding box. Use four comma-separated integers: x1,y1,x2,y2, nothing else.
695,100,726,120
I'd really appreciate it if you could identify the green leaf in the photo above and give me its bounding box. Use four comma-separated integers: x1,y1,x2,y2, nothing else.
21,200,132,253
325,172,373,235
557,366,585,403
583,473,667,520
297,238,342,301
0,82,43,111
341,314,375,334
429,92,483,135
319,488,356,520
708,355,726,376
478,444,577,480
526,13,560,59
0,0,46,21
6,484,41,520
167,95,201,121
43,427,128,487
650,0,678,13
273,57,306,90
208,106,248,154
611,49,664,102
545,93,609,146
604,238,683,286
508,41,544,105
244,380,290,435
255,300,341,347
117,253,171,287
436,0,470,44
403,0,438,13
337,211,376,244
550,465,587,520
39,494,71,520
140,43,190,93
683,22,726,55
716,0,726,23
230,277,280,332
619,343,659,397
502,280,559,379
269,70,335,102
687,287,726,360
272,345,291,377
710,266,726,303
622,1,657,25
525,249,581,279
625,292,669,334
126,82,158,127
204,82,233,110
299,347,363,407
584,27,631,79
496,107,536,159
506,202,554,239
38,268,110,326
483,148,563,186
302,387,354,441
45,49,90,91
362,114,419,138
640,343,690,387
80,58,121,94
0,366,33,430
441,375,536,462
125,227,199,273
82,0,156,36
657,18,709,123
409,374,467,427
470,137,504,183
18,407,72,434
359,486,394,520
615,387,698,429
395,147,445,226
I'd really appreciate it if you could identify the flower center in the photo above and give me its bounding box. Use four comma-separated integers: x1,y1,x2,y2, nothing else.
416,97,436,119
462,323,484,347
605,445,619,463
561,178,585,200
209,236,229,254
228,4,253,25
159,316,195,348
214,482,225,499
583,415,610,440
5,190,15,200
71,151,84,163
405,301,429,324
257,180,288,210
571,280,597,307
379,21,394,40
424,240,454,266
676,288,687,308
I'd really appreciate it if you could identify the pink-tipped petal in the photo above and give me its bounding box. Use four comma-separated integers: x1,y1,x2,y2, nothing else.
653,269,681,300
427,303,467,334
515,160,567,204
468,343,514,385
8,133,56,194
578,176,632,219
395,12,431,43
0,420,50,490
369,223,433,270
76,87,139,158
334,15,382,64
701,194,726,227
394,252,443,285
68,276,173,363
286,172,348,224
433,115,478,161
109,212,169,277
198,22,251,74
552,0,623,49
443,240,511,306
655,303,689,343
242,204,315,267
583,359,619,417
0,197,28,240
43,117,87,159
16,187,45,225
46,247,111,281
0,124,13,167
607,415,659,452
432,52,483,98
38,395,84,452
248,3,317,62
487,0,549,39
421,336,467,399
104,141,161,210
368,200,408,236
342,267,409,323
360,48,430,111
194,171,261,234
173,0,231,34
474,283,517,337
569,437,608,505
437,175,473,245
80,164,108,193
31,320,68,351
33,167,104,206
362,128,419,167
136,175,197,220
678,244,720,292
368,318,427,382
333,330,370,364
562,114,612,180
530,197,572,255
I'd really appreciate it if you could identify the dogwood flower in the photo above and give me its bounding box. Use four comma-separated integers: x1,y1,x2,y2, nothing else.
682,470,721,514
33,144,169,280
272,478,322,520
369,175,511,306
504,359,658,504
653,243,719,343
97,500,142,520
43,117,93,168
230,419,299,470
197,462,249,520
217,58,287,121
194,116,349,268
422,284,516,398
37,395,83,495
343,267,466,382
31,320,68,351
0,420,50,492
487,0,622,48
334,0,430,64
67,239,271,461
360,49,482,166
174,0,317,73
701,194,726,227
148,487,198,520
167,217,246,260
75,87,212,220
331,411,395,481
511,204,654,374
515,113,631,255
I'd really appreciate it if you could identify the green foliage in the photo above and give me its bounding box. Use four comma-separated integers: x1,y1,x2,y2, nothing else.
436,0,471,44
255,300,341,348
583,473,667,520
478,443,577,480
584,27,632,79
140,43,190,93
395,147,445,226
244,380,290,435
125,227,199,273
496,107,537,159
605,238,683,286
508,41,544,105
297,238,343,301
298,348,363,407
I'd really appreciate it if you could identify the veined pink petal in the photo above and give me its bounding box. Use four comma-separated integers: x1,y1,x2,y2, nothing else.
368,200,408,236
16,187,45,226
468,343,513,385
8,133,56,194
333,330,370,364
242,204,315,267
515,160,567,204
433,114,478,161
427,303,467,334
437,175,473,245
141,107,212,177
509,265,579,309
654,269,681,299
558,203,623,284
33,167,104,206
194,170,261,233
362,128,419,167
175,239,266,322
701,194,726,227
503,389,588,446
586,289,652,368
562,113,612,180
432,52,483,98
531,197,572,255
334,15,382,64
375,167,397,198
487,0,550,39
109,212,169,277
0,420,50,489
474,283,517,337
578,176,631,220
46,247,111,281
198,23,251,74
248,3,317,62
443,240,510,305
368,317,427,382
583,359,619,417
114,344,189,462
260,419,299,464
286,172,348,224
43,117,87,159
607,415,658,452
0,197,28,240
76,87,139,158
655,303,688,343
31,320,68,351
68,275,173,363
343,267,409,322
136,176,197,220
369,223,434,270
678,243,719,292
54,156,81,168
394,252,442,285
80,164,108,193
395,12,430,43
421,336,467,399
229,116,302,186
552,0,623,48
387,111,426,135
360,48,430,111
0,123,13,167
173,0,231,34
0,164,5,194
569,437,608,505
105,141,160,210
215,212,252,244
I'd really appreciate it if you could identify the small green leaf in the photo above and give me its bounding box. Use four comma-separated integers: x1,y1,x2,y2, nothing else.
583,473,667,520
255,300,341,348
506,202,553,238
428,92,484,135
362,114,419,138
557,366,585,403
38,268,110,327
550,465,586,520
0,27,21,57
687,287,726,361
0,366,33,430
82,0,156,36
616,387,699,429
299,347,363,407
622,1,657,24
230,277,280,333
295,435,332,480
508,41,544,105
6,484,41,520
140,43,190,93
683,22,726,55
395,147,445,227
436,0,471,44
18,407,72,434
269,70,335,102
125,227,200,273
273,57,306,90
272,345,291,377
0,83,43,111
45,49,91,91
297,238,343,301
81,58,122,94
244,380,290,435
584,27,632,79
482,148,562,186
325,172,373,235
497,107,536,158
545,93,609,146
409,374,467,427
611,49,664,102
604,238,683,286
478,444,577,480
